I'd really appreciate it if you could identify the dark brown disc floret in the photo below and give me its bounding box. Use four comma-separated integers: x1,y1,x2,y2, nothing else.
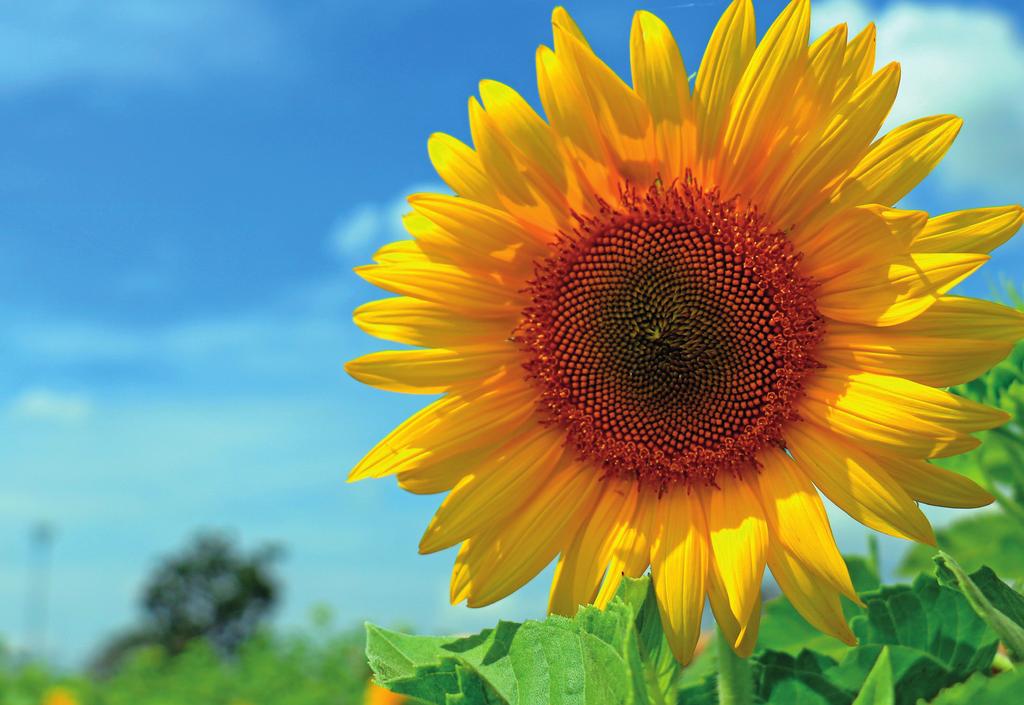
516,179,824,488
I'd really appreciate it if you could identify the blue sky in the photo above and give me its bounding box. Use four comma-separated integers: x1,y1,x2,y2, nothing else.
0,0,1021,666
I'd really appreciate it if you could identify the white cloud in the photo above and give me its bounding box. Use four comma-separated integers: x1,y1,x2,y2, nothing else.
812,1,1024,202
9,388,93,422
0,0,284,90
328,182,447,260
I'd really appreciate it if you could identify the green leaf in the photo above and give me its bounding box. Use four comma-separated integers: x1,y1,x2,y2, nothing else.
367,618,631,705
826,645,951,705
754,570,999,705
847,555,883,592
956,566,1024,629
851,575,997,678
752,650,851,705
365,577,683,705
365,624,459,683
623,577,684,702
505,620,632,704
935,554,1024,659
927,670,1024,704
851,647,894,705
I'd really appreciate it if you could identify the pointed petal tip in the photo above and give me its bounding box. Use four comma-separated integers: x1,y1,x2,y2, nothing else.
418,529,441,555
879,60,901,78
450,572,471,605
975,490,997,508
673,644,697,667
732,634,757,658
632,9,664,32
551,6,586,42
919,523,938,547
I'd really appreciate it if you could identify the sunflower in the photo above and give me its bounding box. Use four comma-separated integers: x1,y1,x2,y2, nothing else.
346,0,1024,663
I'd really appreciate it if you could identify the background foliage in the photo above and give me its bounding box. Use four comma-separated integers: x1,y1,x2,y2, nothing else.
1,618,370,705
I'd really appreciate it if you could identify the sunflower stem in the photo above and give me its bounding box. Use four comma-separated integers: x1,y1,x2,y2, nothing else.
715,626,754,705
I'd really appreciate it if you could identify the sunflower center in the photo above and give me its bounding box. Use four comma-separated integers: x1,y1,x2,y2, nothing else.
517,181,824,487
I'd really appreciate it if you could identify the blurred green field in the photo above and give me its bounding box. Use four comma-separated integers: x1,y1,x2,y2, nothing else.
0,622,370,705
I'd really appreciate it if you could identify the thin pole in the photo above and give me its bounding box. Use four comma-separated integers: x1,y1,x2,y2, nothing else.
24,522,54,661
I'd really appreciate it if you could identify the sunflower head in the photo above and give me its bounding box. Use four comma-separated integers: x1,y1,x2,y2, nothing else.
517,177,825,487
347,0,1024,664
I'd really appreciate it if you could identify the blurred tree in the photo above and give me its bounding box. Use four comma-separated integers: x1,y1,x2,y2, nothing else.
91,531,283,675
142,532,282,656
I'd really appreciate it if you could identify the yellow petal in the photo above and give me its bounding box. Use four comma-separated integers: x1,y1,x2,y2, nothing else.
345,344,516,394
704,473,768,626
454,456,604,607
802,367,1009,459
450,540,475,604
348,381,536,482
427,132,503,208
650,484,709,665
797,204,911,281
707,557,762,657
819,296,1024,387
549,479,639,616
693,0,756,177
478,79,596,221
421,425,566,554
552,15,656,186
468,97,568,235
767,541,857,645
396,444,494,496
787,422,936,544
866,205,928,242
808,24,848,99
816,252,988,327
409,192,548,269
762,23,846,190
833,23,876,104
353,296,515,349
371,238,430,266
479,79,569,195
913,205,1024,254
551,6,588,46
536,45,618,202
355,261,524,315
878,455,994,509
756,446,859,602
773,62,900,227
594,488,657,608
630,10,694,181
831,114,963,210
717,0,810,196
